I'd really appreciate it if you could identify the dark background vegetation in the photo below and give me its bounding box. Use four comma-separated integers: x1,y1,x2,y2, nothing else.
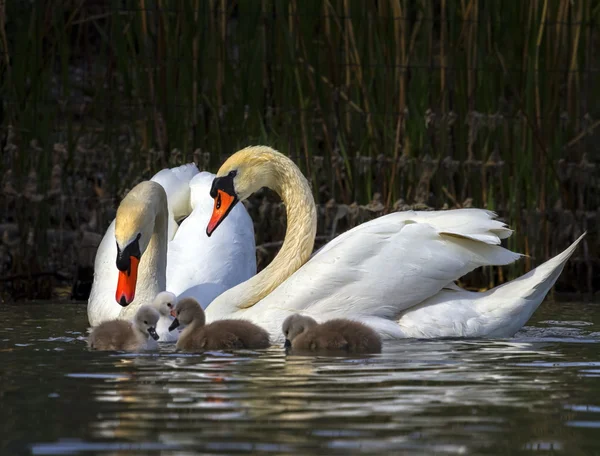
0,0,599,301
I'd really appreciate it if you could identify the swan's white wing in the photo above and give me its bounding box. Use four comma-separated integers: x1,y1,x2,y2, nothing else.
392,232,585,339
254,209,520,322
166,172,257,308
150,163,199,240
87,164,199,326
313,208,512,259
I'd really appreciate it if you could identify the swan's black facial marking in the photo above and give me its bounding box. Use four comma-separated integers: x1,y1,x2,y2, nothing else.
116,233,142,272
207,170,240,237
209,170,237,199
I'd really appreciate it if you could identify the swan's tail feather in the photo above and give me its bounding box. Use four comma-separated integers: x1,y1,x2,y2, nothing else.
492,232,585,301
479,231,586,336
396,233,585,339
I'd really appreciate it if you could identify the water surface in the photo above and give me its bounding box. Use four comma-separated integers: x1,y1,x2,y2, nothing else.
1,301,600,455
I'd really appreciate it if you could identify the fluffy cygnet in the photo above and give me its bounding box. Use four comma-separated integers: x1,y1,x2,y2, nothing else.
88,305,160,351
152,291,177,316
169,297,270,351
151,291,179,342
282,314,382,354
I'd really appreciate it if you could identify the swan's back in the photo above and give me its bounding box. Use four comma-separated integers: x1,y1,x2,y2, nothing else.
241,209,521,337
166,172,257,306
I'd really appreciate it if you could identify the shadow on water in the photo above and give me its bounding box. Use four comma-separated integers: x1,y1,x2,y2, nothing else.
1,301,600,455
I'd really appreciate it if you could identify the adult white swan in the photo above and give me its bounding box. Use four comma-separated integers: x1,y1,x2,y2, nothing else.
203,145,584,341
87,164,256,340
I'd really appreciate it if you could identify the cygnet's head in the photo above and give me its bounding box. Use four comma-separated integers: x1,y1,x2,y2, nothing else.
134,305,161,341
168,298,204,332
152,291,177,317
281,314,318,348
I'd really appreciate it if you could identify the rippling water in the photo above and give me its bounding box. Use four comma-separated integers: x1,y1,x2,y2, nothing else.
1,301,600,455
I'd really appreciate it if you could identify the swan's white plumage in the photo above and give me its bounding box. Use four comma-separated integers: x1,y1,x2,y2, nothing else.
150,163,200,240
203,146,584,342
166,172,256,306
267,211,520,320
226,209,528,338
391,232,585,339
232,215,582,341
87,165,256,341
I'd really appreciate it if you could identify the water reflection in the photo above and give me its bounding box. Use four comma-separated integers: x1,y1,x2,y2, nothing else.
1,302,599,454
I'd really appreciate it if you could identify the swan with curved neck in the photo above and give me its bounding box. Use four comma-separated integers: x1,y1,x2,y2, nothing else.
114,181,169,321
204,145,585,340
206,146,317,312
87,165,257,340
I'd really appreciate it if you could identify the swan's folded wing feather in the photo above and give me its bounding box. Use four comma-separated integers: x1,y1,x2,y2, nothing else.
151,163,199,219
313,208,512,259
258,210,521,320
151,163,200,240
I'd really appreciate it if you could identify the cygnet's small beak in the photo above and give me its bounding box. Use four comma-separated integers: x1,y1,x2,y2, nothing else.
148,327,159,341
284,339,292,349
168,318,180,332
170,309,177,318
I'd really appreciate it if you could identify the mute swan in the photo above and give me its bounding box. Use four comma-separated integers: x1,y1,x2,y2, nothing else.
203,145,585,341
282,314,382,354
87,164,256,341
169,297,271,351
88,305,160,351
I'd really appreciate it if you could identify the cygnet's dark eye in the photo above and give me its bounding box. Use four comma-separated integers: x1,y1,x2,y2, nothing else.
167,303,172,308
228,170,237,178
144,320,148,325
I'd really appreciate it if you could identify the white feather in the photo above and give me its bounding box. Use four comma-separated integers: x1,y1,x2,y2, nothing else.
87,165,256,342
223,210,582,342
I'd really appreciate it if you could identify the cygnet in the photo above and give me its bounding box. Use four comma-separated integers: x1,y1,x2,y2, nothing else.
169,297,270,351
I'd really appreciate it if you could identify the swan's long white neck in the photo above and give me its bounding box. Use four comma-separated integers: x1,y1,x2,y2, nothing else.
118,185,168,320
206,147,317,319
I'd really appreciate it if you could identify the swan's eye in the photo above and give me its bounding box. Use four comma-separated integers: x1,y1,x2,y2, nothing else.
167,303,172,308
228,170,237,178
144,320,148,325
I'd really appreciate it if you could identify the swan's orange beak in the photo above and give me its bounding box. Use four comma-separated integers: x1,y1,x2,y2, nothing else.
115,256,139,306
206,189,237,237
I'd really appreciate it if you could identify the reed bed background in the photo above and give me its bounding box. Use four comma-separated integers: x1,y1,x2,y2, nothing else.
0,0,599,300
